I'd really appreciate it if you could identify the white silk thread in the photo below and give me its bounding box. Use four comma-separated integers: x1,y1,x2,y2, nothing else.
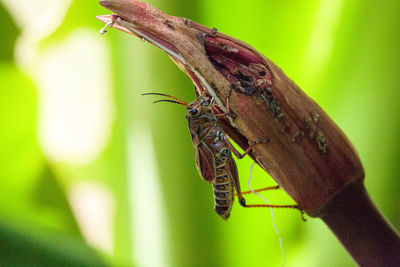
248,162,286,267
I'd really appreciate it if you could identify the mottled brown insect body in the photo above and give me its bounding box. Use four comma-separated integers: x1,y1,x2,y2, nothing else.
186,97,238,220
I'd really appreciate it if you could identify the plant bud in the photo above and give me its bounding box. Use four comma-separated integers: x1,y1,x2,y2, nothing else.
98,0,364,217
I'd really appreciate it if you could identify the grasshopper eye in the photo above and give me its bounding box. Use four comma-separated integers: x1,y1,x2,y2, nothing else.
190,108,199,116
201,99,210,106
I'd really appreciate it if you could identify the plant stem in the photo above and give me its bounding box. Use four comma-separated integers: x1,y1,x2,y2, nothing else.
321,180,400,266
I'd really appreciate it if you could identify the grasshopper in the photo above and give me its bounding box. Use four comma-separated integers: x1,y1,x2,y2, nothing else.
143,92,301,220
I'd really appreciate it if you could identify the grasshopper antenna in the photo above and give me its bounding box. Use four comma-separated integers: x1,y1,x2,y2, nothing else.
142,93,188,106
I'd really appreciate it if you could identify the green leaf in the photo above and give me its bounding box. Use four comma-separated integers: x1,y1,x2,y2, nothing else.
0,3,19,62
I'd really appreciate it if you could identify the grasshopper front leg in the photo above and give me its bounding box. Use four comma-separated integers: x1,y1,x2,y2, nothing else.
225,137,271,159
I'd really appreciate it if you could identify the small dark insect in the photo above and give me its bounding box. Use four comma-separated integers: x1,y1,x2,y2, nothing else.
166,20,175,30
143,92,302,220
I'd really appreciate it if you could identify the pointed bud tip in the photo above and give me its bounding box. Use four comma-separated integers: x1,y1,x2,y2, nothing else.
99,0,120,10
99,0,108,7
96,15,110,24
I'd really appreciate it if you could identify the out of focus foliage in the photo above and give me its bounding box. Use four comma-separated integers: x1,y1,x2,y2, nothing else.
0,0,399,266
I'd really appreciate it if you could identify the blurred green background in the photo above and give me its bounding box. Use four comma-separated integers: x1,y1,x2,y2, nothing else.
0,0,399,266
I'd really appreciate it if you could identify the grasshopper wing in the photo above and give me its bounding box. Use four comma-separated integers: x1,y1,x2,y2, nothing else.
224,153,242,198
194,142,216,183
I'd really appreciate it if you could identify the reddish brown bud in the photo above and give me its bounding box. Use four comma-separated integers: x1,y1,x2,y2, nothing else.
97,0,364,217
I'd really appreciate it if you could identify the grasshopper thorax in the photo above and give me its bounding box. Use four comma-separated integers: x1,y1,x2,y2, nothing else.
186,96,212,116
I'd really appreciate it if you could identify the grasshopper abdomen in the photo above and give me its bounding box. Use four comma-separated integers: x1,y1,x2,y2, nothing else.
213,159,236,220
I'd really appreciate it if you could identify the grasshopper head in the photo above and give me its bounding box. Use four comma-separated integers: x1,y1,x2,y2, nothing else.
186,96,212,118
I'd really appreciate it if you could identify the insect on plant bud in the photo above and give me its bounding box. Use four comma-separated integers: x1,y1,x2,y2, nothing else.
97,0,364,217
142,93,301,220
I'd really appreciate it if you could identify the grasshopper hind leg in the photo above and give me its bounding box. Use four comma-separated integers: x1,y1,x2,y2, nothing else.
238,197,306,221
233,183,306,221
